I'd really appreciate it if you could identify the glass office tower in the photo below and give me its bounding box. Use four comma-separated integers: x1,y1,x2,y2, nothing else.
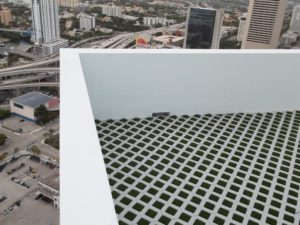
184,7,223,49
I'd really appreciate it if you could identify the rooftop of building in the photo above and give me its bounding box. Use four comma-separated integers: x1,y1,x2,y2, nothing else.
42,38,68,47
40,174,59,191
11,92,54,108
154,35,184,42
96,110,300,225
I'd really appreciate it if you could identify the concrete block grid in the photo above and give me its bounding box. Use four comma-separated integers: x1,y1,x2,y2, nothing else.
96,110,300,225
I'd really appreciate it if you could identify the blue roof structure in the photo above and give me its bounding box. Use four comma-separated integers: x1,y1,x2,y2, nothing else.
12,92,53,108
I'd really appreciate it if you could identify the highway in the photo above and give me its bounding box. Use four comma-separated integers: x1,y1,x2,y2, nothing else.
0,67,59,78
0,82,59,90
0,23,183,73
70,35,113,48
0,28,30,33
7,49,38,60
0,74,57,85
0,58,59,73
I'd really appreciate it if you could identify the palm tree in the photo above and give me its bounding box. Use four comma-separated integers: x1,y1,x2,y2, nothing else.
13,147,19,156
31,145,41,156
44,129,54,142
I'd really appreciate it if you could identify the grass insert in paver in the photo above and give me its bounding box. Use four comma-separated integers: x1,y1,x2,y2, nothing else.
96,111,300,225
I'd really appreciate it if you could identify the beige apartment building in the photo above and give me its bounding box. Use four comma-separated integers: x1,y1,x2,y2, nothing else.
0,8,12,26
242,0,287,49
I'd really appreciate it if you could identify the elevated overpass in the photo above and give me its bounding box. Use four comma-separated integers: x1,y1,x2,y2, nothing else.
7,49,39,60
0,73,57,85
0,82,59,90
0,23,185,91
0,28,30,33
0,67,59,78
70,35,114,48
0,35,114,73
0,28,32,37
107,23,185,49
0,57,59,73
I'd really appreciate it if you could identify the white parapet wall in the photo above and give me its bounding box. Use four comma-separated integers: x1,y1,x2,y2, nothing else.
79,51,300,121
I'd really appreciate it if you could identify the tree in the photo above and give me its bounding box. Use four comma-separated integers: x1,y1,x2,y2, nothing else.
220,40,241,49
34,105,49,125
0,109,10,120
0,133,7,146
31,145,41,156
13,147,19,156
44,129,54,140
0,152,8,162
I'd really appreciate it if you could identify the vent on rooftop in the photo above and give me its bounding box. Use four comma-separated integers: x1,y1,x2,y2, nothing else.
152,112,170,117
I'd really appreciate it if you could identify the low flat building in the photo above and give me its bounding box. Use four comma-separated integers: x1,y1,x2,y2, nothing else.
95,26,113,33
121,15,138,21
38,174,59,210
10,92,59,122
153,35,184,47
280,31,299,46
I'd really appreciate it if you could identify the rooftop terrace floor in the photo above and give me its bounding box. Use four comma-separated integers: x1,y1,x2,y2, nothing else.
96,111,300,225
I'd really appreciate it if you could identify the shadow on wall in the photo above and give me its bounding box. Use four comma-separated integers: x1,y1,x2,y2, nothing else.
79,52,300,120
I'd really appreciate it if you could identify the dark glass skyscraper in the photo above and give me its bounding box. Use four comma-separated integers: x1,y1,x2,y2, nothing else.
184,7,223,49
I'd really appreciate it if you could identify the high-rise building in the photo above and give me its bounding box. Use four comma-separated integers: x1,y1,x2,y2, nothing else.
0,9,12,26
289,5,300,33
242,0,287,49
31,0,60,45
184,7,223,49
237,14,247,42
31,0,68,56
79,14,96,31
59,0,79,8
102,5,122,17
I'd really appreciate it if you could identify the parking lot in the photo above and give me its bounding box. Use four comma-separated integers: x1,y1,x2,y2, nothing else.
2,117,40,134
0,155,59,222
0,195,59,225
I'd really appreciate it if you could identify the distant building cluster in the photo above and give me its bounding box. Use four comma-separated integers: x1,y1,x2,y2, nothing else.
79,14,96,31
59,0,79,8
0,8,12,26
143,17,175,27
102,5,122,17
182,1,298,49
